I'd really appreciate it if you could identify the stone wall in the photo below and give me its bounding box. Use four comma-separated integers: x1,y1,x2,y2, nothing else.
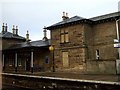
51,24,86,72
34,50,51,72
55,48,86,72
92,21,117,60
86,60,116,74
86,21,118,74
50,20,118,74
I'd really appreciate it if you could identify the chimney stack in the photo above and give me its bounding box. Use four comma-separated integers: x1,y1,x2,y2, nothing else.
26,30,29,44
12,25,15,34
42,26,48,41
16,26,18,35
2,23,5,33
62,12,69,20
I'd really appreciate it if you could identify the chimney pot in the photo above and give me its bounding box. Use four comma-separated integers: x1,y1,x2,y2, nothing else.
62,12,69,20
62,12,66,20
2,23,5,33
63,12,65,16
26,30,29,44
5,23,7,32
42,26,48,41
65,12,69,19
12,25,15,34
66,13,68,17
27,30,29,34
16,26,18,35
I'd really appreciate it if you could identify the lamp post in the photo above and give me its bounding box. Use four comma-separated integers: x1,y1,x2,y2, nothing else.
49,45,55,72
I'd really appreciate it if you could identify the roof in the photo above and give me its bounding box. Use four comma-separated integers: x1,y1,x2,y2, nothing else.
46,11,120,30
50,16,85,27
0,31,26,41
6,39,50,50
90,11,120,21
46,16,92,29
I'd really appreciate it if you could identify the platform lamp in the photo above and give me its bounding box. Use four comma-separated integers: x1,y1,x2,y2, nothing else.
49,45,55,72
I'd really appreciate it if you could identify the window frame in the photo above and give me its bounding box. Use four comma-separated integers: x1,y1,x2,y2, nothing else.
60,29,69,43
96,49,100,60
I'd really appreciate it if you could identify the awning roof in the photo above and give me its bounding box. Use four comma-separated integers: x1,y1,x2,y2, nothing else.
5,39,50,50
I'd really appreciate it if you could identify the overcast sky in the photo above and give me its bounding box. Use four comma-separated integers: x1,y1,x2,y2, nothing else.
0,0,120,41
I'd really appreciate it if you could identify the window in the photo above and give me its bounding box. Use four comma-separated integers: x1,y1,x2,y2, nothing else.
65,33,69,42
60,29,69,43
96,49,99,60
61,34,64,43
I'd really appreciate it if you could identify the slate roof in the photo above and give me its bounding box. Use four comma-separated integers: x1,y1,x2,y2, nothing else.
46,11,120,30
7,39,50,50
0,31,26,40
49,16,85,27
90,11,120,21
46,16,92,29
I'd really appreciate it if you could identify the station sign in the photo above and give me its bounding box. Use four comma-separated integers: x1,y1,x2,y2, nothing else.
114,43,120,48
114,39,120,48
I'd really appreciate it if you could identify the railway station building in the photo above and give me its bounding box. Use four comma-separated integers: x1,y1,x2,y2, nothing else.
1,11,120,74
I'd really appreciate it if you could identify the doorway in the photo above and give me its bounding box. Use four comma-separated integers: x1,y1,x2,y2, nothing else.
25,58,30,71
62,52,69,67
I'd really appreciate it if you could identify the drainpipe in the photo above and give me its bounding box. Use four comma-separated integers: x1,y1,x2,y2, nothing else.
115,19,120,75
116,19,120,59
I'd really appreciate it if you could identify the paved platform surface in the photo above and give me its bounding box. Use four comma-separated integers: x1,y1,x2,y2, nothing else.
33,72,120,82
3,72,120,83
